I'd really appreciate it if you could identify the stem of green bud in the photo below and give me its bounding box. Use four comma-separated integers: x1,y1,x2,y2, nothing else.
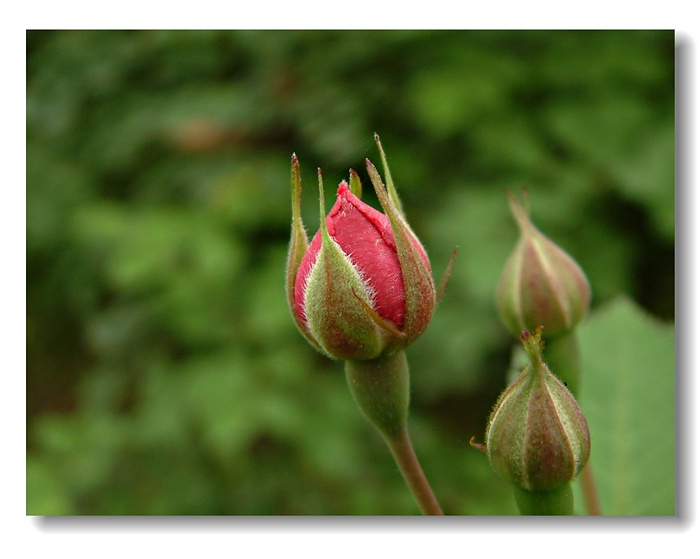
540,330,602,515
544,330,582,397
345,352,443,515
514,483,574,515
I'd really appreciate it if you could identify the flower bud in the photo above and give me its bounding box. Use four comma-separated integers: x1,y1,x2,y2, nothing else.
485,328,590,491
286,136,436,361
496,191,591,338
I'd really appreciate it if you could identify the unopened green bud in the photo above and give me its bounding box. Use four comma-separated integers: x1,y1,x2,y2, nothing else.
496,191,591,338
486,328,591,491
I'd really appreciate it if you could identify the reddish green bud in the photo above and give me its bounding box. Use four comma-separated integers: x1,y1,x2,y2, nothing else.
286,136,437,360
496,191,591,338
485,328,591,491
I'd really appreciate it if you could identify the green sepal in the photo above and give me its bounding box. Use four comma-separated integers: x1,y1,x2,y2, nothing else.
366,146,436,352
286,154,323,352
373,133,405,218
436,248,457,306
348,168,362,198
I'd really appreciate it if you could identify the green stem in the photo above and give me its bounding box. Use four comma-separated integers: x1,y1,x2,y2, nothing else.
386,427,444,516
545,330,602,515
345,352,444,515
580,462,602,515
544,330,582,396
514,484,573,515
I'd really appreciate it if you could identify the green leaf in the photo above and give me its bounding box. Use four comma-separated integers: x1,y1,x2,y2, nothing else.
575,296,674,515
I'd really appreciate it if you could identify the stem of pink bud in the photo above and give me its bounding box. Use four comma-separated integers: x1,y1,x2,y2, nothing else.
386,428,444,516
345,352,444,515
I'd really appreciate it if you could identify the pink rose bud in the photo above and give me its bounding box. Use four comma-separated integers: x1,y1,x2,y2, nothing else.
496,190,591,338
286,136,437,360
485,328,591,491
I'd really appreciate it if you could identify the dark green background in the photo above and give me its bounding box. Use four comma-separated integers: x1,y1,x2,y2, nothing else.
27,30,674,515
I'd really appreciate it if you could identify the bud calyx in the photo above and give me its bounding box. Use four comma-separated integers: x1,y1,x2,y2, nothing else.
486,328,591,491
496,191,591,338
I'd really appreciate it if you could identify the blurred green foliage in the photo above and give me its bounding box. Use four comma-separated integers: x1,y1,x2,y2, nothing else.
574,296,674,515
27,30,674,515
